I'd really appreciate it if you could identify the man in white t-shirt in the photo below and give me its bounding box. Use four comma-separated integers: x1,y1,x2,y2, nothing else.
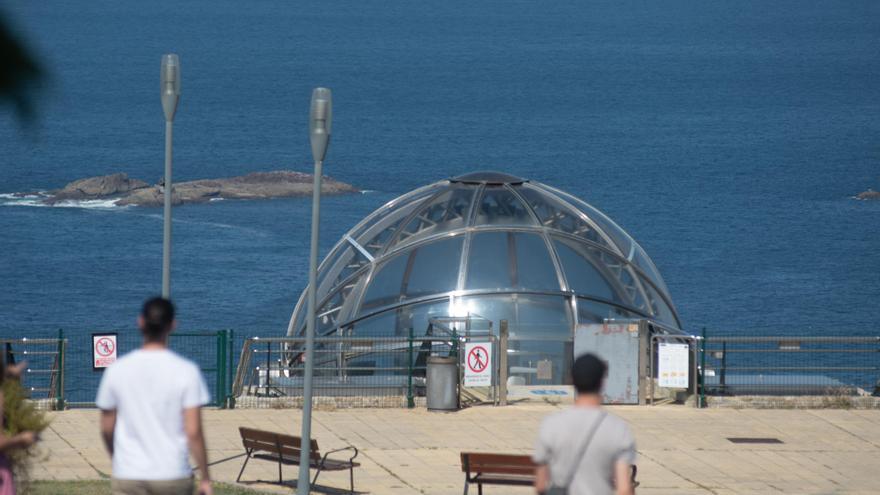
533,353,636,495
97,298,212,495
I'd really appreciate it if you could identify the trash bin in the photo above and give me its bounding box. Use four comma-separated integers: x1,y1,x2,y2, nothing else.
426,356,458,411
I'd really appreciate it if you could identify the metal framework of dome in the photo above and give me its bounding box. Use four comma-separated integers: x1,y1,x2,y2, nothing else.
287,171,680,346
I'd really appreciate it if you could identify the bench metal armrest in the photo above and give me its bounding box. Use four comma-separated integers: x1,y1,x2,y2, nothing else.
320,445,359,465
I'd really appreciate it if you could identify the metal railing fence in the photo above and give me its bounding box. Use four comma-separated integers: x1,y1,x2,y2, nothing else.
699,335,880,401
1,330,236,409
76,329,234,409
233,335,465,408
0,333,66,410
6,328,878,410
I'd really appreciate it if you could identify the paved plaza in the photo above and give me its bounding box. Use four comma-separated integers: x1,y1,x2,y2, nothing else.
36,404,880,494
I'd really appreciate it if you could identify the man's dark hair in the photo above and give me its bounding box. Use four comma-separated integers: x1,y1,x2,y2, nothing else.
571,353,607,394
141,297,175,339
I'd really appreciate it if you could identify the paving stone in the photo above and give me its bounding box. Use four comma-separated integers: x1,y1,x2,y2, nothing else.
33,405,880,494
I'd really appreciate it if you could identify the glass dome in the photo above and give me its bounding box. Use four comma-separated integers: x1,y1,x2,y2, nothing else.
287,171,680,345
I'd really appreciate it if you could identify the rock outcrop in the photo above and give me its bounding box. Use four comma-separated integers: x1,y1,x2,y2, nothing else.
856,189,880,200
43,171,359,207
46,173,149,204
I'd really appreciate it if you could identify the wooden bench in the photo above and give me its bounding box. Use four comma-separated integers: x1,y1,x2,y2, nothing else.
460,452,536,494
460,452,638,494
237,427,359,493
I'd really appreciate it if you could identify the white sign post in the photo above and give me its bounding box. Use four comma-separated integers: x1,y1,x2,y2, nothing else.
464,342,492,387
657,342,689,388
92,333,118,369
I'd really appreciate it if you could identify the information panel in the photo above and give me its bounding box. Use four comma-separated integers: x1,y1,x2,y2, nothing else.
657,342,689,388
92,333,118,370
463,342,492,387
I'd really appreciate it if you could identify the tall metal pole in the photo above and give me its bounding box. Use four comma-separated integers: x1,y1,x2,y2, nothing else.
298,88,332,495
160,54,180,299
162,120,173,297
499,319,509,406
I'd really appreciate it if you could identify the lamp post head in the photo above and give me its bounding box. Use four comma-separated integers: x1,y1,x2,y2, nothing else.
309,87,332,163
160,54,181,122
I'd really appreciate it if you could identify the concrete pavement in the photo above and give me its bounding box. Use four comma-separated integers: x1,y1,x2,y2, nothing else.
34,405,880,494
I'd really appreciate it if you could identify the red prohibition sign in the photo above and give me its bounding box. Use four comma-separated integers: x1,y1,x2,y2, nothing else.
95,337,115,357
467,346,488,373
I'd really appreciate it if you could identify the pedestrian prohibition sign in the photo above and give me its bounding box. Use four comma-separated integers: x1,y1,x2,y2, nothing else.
463,342,492,387
92,333,118,370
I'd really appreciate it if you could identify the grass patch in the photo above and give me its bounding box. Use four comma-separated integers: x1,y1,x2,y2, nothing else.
27,480,273,495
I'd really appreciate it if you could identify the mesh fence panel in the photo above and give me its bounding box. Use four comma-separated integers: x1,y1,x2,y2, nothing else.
233,337,459,409
701,336,880,397
1,330,234,408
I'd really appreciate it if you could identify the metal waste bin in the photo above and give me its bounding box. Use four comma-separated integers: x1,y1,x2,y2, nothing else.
426,356,459,411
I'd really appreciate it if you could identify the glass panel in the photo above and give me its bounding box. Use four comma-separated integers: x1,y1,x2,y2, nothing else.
350,310,398,337
359,255,408,313
583,206,633,258
507,340,573,386
641,278,678,327
513,233,561,291
353,184,443,255
465,232,510,290
359,236,463,315
576,298,637,324
632,244,670,295
517,184,608,248
617,264,648,312
535,183,633,256
391,186,475,250
456,294,572,340
551,235,647,312
312,270,369,335
400,299,459,338
474,186,536,226
404,236,463,299
350,299,454,338
317,245,370,299
466,232,559,291
552,238,620,302
290,298,307,336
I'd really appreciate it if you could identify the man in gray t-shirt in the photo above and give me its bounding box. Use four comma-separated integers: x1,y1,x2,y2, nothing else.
533,354,636,495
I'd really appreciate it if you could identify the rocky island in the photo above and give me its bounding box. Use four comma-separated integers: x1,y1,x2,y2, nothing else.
856,188,879,201
39,171,359,207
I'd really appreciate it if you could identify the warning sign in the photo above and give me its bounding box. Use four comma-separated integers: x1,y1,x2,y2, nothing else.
464,342,492,387
657,342,689,388
93,333,118,369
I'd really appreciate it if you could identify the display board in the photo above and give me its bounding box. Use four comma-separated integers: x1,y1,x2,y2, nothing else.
463,342,492,387
92,333,118,369
657,342,690,388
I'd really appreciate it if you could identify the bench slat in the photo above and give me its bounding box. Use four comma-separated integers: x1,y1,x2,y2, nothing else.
239,427,321,462
472,473,535,486
460,452,536,474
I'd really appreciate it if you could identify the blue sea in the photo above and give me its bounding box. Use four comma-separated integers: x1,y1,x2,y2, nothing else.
2,0,879,345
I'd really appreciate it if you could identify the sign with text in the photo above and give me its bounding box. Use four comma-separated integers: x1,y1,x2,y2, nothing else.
92,333,118,370
463,342,492,387
657,342,689,388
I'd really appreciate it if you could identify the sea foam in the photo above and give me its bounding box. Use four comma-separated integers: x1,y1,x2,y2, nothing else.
0,193,125,210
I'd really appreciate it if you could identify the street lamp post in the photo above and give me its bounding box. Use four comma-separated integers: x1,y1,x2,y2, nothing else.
297,87,332,495
160,54,180,298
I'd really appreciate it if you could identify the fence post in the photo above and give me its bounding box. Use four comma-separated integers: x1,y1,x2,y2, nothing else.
228,329,235,409
699,327,706,409
216,330,227,408
498,320,508,406
56,328,65,411
407,327,414,409
452,328,460,407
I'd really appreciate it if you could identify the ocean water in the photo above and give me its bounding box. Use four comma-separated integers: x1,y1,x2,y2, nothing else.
2,0,879,345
